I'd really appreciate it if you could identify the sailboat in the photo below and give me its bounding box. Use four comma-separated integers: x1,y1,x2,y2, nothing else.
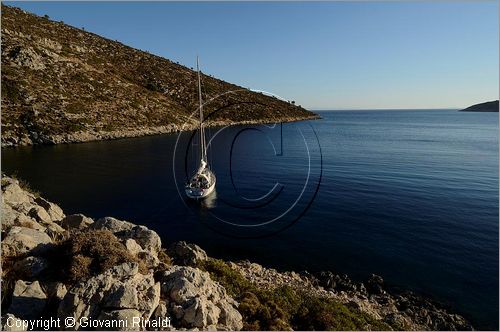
185,57,216,199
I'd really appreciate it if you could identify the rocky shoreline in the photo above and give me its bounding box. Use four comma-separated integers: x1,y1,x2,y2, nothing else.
460,100,499,112
1,176,472,331
1,5,319,150
1,115,319,148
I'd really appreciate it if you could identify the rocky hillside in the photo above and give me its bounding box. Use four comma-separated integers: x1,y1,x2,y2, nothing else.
1,175,473,331
460,100,499,112
1,5,317,147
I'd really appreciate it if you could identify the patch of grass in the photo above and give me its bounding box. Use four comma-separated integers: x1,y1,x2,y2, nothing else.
17,179,40,197
65,101,86,114
66,122,86,132
1,77,23,104
200,259,392,331
4,173,40,197
199,259,293,330
200,259,250,296
1,254,27,309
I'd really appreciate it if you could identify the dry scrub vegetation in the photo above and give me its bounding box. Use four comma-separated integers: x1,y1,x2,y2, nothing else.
1,5,316,146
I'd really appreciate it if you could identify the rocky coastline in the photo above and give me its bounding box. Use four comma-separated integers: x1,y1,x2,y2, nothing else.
1,115,319,148
460,100,499,112
1,5,319,149
1,176,472,331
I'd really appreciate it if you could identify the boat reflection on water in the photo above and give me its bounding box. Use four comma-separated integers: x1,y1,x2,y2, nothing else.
186,190,217,210
200,190,217,209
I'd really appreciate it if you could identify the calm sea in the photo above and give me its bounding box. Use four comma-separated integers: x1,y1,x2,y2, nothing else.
2,110,498,329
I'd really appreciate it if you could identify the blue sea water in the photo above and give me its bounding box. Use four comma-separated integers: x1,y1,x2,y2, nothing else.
2,110,498,329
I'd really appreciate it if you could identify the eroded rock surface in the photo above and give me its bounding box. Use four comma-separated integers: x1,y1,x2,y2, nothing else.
1,226,52,257
58,262,160,330
9,280,47,320
159,266,243,330
168,241,208,266
60,214,94,230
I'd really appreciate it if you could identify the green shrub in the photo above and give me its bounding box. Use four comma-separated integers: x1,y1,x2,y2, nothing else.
200,259,392,331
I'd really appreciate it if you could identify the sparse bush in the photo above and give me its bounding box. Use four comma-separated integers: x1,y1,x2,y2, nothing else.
1,255,26,309
200,259,392,331
158,249,173,267
67,123,85,132
6,173,40,197
65,101,86,113
102,123,117,132
60,43,72,56
1,78,23,104
145,80,162,92
33,229,139,283
63,230,137,281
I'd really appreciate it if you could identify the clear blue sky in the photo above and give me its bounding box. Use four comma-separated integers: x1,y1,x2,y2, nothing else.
5,1,499,109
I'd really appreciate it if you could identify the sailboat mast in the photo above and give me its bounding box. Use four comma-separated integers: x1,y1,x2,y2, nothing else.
196,56,206,163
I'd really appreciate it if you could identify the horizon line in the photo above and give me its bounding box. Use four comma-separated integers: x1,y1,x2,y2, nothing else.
309,107,462,111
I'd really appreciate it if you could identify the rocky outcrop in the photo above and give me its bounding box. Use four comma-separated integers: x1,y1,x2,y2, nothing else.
1,175,242,331
168,241,208,266
9,280,47,320
1,175,472,331
1,177,65,240
159,266,243,330
58,262,160,330
89,216,135,233
231,261,473,331
60,214,94,230
90,216,162,255
1,226,52,257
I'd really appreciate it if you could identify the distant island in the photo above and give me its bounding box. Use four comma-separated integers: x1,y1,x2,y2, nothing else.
0,5,318,147
460,100,499,112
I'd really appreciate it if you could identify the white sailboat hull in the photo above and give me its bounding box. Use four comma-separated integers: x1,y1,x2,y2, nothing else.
185,177,216,199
